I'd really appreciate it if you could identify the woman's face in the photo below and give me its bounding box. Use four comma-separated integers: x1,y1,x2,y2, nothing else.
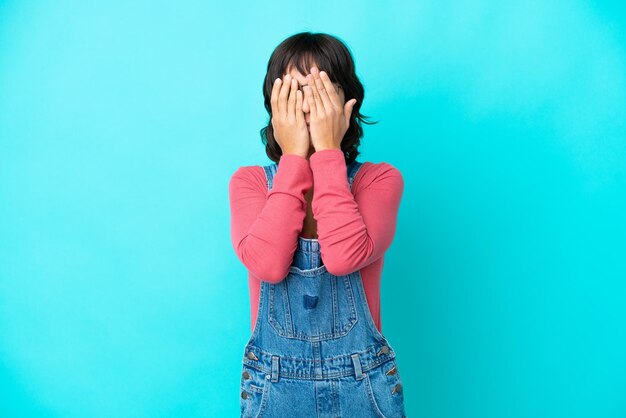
284,64,345,128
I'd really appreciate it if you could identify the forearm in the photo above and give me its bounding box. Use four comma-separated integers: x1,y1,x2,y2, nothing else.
229,154,312,282
310,149,403,276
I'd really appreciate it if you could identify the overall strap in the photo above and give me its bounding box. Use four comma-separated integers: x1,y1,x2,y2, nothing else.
347,160,363,191
262,163,279,191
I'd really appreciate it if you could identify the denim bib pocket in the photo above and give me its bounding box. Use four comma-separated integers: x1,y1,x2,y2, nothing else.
268,271,358,341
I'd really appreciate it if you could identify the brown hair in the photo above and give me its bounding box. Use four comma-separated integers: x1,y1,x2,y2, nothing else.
260,32,379,164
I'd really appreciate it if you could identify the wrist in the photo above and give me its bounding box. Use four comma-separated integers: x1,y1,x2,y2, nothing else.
314,145,341,152
282,150,309,159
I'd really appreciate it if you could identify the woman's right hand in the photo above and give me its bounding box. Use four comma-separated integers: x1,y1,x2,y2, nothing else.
270,74,310,158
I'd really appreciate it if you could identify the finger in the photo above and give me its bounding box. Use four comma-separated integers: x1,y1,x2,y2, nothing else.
287,77,297,120
319,70,341,109
304,84,316,120
307,73,325,115
312,67,333,112
344,98,357,126
295,89,304,125
278,74,291,116
270,77,282,116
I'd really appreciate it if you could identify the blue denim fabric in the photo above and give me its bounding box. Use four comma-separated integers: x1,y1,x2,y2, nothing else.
240,159,407,418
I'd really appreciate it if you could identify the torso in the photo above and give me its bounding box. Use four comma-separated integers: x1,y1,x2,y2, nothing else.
300,188,318,239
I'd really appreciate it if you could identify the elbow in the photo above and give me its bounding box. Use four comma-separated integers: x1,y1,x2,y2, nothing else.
326,266,352,277
235,238,291,283
322,256,355,277
255,267,289,284
322,239,378,276
246,256,290,283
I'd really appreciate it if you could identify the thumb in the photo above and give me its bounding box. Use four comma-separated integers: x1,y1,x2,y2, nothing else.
344,99,357,124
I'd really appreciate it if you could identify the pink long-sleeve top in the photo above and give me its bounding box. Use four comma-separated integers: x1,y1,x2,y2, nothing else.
228,148,404,333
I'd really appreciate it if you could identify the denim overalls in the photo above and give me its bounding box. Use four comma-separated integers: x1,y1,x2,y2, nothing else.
240,159,407,418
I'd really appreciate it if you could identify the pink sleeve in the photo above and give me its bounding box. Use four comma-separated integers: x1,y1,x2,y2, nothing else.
228,154,313,283
309,149,404,276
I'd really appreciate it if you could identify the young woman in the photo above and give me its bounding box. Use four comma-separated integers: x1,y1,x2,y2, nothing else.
229,32,406,418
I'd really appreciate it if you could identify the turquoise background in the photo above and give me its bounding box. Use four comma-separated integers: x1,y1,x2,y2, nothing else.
1,1,625,417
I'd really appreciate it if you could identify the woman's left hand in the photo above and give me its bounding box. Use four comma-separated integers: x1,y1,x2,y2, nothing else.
303,66,357,151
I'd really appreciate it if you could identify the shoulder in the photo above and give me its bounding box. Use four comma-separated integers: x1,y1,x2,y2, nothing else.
228,164,268,192
353,161,404,192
